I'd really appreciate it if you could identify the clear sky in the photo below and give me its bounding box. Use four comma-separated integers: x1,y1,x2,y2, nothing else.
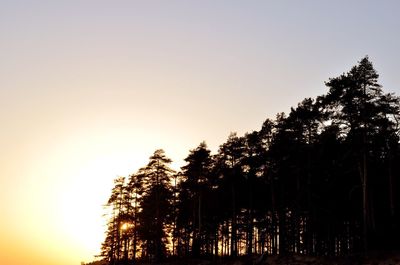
1,1,400,264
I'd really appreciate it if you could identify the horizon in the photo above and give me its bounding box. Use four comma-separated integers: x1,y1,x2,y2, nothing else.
1,1,400,265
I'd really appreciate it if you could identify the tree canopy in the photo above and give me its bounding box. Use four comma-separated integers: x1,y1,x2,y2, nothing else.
100,57,400,264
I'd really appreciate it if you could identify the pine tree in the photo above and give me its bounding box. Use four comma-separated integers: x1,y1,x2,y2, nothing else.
136,149,175,262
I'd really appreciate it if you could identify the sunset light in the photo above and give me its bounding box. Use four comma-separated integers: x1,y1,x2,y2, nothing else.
1,1,400,265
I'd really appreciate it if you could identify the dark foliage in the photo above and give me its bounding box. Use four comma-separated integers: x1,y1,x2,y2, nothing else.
99,57,400,264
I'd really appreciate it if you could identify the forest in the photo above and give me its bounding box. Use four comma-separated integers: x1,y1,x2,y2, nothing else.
99,57,400,264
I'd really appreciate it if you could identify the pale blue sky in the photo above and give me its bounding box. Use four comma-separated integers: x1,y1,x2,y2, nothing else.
1,1,400,264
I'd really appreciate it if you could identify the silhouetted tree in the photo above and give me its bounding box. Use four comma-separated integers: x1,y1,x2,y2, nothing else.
177,142,213,257
322,56,400,251
98,57,400,263
101,177,127,264
214,133,246,257
136,149,175,262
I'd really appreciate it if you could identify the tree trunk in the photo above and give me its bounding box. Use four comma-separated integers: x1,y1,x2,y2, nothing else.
231,184,237,257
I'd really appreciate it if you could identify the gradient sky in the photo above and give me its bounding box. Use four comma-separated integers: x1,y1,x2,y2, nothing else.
1,1,400,264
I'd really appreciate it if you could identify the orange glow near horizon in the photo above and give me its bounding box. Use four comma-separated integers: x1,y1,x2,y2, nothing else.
2,1,400,265
0,122,194,264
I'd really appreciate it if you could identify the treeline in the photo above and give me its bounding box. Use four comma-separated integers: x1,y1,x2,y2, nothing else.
99,57,400,264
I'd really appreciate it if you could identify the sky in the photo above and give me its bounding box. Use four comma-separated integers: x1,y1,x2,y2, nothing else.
1,1,400,264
